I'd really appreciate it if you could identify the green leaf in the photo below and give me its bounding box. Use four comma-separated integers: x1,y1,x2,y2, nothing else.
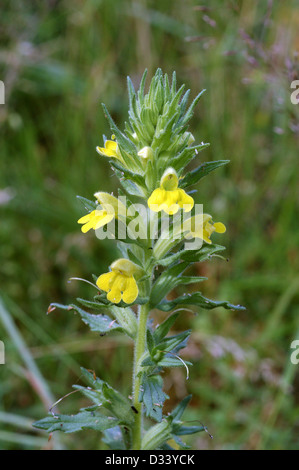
70,305,122,334
33,411,118,434
172,143,210,172
157,243,226,266
77,368,135,426
137,69,148,106
153,312,180,344
48,302,73,312
69,299,137,339
176,425,205,436
157,356,192,368
110,160,145,187
141,393,205,449
157,292,245,312
80,367,104,388
146,329,155,353
49,302,122,335
150,262,207,307
102,103,136,155
76,195,97,212
73,384,104,405
150,262,190,305
177,89,206,128
179,244,226,263
139,375,168,422
127,76,136,111
179,160,229,189
141,354,192,370
117,175,146,197
78,295,110,308
102,426,126,450
102,383,135,426
170,395,192,421
153,330,191,355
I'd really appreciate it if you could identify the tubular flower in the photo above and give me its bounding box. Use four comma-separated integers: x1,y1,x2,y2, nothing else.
184,214,226,243
148,168,194,215
94,192,126,218
77,210,114,233
96,259,139,304
78,192,126,233
96,140,123,162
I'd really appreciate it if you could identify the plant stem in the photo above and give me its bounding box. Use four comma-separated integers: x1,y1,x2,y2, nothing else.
131,301,150,450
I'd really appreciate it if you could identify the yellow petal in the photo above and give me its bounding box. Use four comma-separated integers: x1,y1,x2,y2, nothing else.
105,140,118,151
148,188,166,211
203,234,212,244
165,190,179,205
81,219,96,233
94,212,114,229
162,190,179,215
122,276,138,304
107,286,122,304
177,189,194,212
96,146,116,157
96,140,119,158
107,273,126,304
96,271,116,292
214,222,226,233
164,205,179,215
77,212,93,224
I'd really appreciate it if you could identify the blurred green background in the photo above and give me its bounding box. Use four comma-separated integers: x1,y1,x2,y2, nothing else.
1,0,299,450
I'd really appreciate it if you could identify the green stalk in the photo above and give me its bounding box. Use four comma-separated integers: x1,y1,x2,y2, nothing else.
131,301,150,450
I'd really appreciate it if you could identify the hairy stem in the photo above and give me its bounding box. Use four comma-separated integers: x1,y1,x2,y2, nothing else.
131,301,150,450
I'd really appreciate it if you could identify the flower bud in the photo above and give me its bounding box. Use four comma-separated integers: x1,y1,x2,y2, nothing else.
183,131,195,146
138,146,154,161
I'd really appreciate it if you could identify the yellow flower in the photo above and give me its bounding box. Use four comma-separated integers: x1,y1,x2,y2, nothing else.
78,192,126,233
94,192,126,218
184,214,226,244
96,259,139,304
96,140,124,162
77,209,114,233
148,168,194,215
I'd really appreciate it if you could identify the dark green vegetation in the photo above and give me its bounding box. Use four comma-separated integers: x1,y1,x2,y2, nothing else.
0,0,298,449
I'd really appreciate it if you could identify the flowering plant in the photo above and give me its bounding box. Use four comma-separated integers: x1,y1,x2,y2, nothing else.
33,69,244,450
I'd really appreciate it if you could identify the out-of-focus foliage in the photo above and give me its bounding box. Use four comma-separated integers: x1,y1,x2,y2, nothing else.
0,0,298,450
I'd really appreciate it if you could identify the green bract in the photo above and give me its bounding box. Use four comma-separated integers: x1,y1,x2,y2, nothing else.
33,69,244,450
